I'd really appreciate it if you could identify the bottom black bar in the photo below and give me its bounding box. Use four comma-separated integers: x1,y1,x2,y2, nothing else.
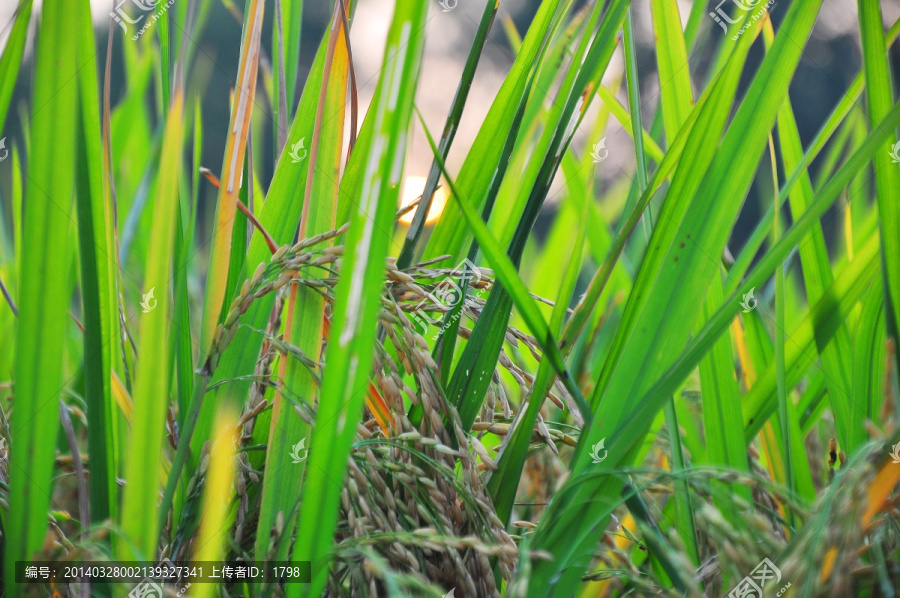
15,560,311,584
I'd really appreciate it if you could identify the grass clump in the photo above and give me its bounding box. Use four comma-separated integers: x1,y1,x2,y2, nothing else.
0,0,899,596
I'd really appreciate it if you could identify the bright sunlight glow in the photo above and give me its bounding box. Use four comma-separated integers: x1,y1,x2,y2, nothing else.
399,175,448,225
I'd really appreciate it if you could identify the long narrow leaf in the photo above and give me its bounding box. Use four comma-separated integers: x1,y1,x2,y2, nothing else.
289,4,427,594
5,0,78,590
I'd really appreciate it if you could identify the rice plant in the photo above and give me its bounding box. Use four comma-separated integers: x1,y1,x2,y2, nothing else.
1,0,899,596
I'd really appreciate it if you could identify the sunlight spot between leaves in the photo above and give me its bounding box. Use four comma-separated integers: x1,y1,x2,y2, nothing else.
399,175,448,225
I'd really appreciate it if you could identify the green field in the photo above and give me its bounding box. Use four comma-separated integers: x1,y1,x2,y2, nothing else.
0,0,899,595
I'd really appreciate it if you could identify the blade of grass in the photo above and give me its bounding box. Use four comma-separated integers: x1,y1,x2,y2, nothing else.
593,84,665,163
423,0,567,265
396,0,498,269
725,16,900,296
853,278,887,428
74,0,120,528
649,0,691,146
524,2,826,591
163,33,343,538
444,0,626,435
579,103,897,466
743,235,881,441
5,0,78,591
770,132,797,515
487,172,588,525
289,3,427,594
857,0,900,376
650,0,749,531
222,146,252,320
489,0,627,253
193,31,337,459
254,0,349,567
699,275,752,517
627,0,699,566
621,482,692,592
0,0,31,135
155,0,172,114
191,405,239,598
118,92,185,560
273,0,290,154
417,112,591,431
763,25,856,458
197,0,265,362
102,26,132,487
172,98,203,423
417,66,539,405
558,35,758,359
274,0,304,152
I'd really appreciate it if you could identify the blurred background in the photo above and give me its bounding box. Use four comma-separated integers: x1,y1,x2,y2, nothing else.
1,0,899,262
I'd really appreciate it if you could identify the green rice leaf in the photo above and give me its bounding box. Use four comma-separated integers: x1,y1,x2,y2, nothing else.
5,0,79,588
288,3,427,594
119,93,185,560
